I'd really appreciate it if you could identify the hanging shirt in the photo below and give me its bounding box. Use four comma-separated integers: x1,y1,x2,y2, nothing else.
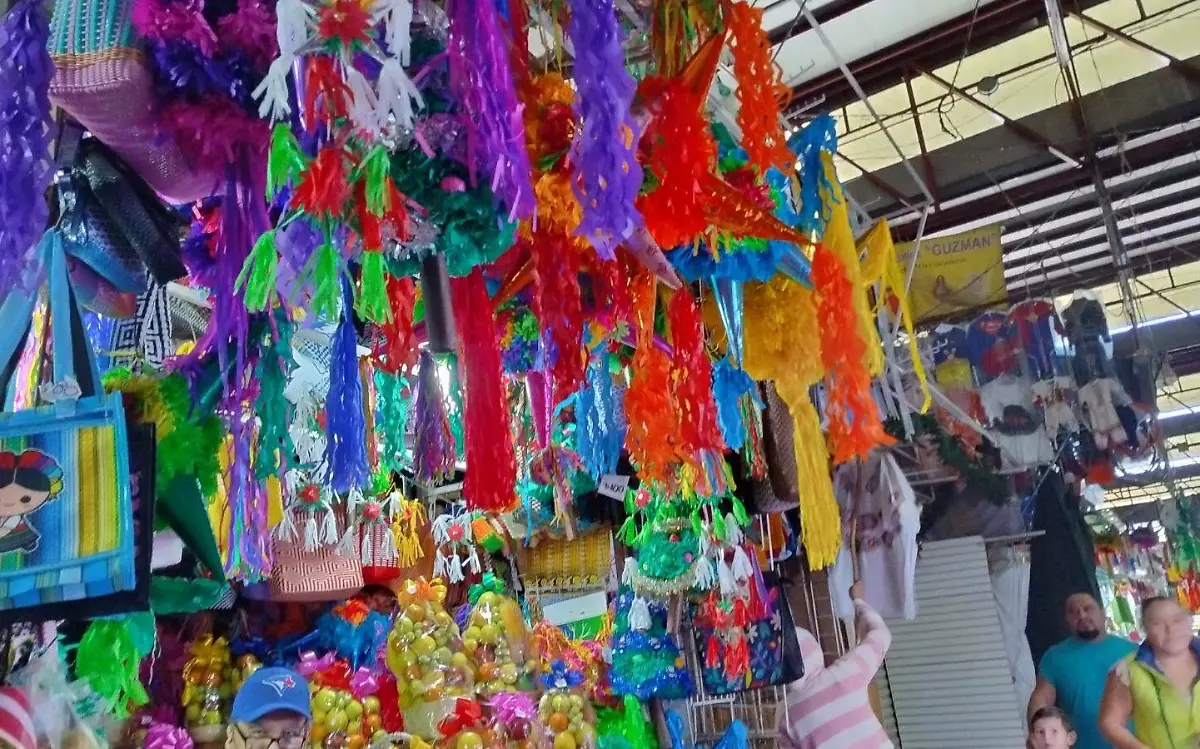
829,452,919,621
966,311,1019,379
978,375,1057,467
1008,299,1064,381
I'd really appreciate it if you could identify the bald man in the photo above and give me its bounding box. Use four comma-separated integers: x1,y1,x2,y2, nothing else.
1028,593,1135,749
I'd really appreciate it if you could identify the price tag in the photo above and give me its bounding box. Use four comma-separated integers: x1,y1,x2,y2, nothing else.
598,473,630,499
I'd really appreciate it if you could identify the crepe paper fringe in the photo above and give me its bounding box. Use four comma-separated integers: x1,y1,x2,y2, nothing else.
812,242,892,465
451,269,518,513
667,288,724,459
411,350,458,483
624,273,678,487
312,235,342,320
0,0,54,300
727,1,791,174
324,281,371,492
531,232,586,407
782,389,840,569
446,0,535,218
636,80,715,250
568,0,643,259
372,370,410,471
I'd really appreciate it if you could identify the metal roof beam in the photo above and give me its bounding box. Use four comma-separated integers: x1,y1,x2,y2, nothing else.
889,125,1200,240
1070,11,1200,89
918,67,1082,168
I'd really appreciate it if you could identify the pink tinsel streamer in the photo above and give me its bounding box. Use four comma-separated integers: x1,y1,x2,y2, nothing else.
446,0,534,219
451,270,517,513
216,0,279,70
159,97,270,168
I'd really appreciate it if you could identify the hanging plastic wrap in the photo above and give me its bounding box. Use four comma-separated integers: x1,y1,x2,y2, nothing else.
575,354,626,479
624,273,678,487
568,0,643,259
0,0,54,300
450,270,518,512
410,350,458,483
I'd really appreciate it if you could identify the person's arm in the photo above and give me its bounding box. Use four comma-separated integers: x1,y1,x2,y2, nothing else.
1099,668,1150,749
826,593,891,690
1026,675,1056,724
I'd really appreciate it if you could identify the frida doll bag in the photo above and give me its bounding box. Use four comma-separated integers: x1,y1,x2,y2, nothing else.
0,231,136,613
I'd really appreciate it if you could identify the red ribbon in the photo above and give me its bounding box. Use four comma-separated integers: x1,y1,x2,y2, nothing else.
438,698,483,737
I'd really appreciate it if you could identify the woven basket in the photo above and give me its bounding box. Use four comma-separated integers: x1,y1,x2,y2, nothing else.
48,0,216,202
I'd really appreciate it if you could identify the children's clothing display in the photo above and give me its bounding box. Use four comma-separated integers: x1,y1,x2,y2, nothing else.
977,374,1057,467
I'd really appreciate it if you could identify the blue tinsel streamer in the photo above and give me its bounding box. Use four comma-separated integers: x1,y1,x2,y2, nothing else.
788,113,839,238
324,280,370,492
711,357,760,451
0,0,54,300
575,354,626,478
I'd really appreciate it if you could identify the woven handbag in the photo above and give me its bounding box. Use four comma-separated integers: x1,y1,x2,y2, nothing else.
269,539,366,602
48,0,215,202
0,231,136,613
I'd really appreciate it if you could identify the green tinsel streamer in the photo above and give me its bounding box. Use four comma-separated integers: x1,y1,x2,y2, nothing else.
374,369,412,472
237,229,278,311
311,235,341,320
254,313,295,480
356,250,392,323
267,124,309,197
358,145,391,215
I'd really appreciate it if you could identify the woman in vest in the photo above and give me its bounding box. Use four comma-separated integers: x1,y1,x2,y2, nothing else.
1099,596,1200,748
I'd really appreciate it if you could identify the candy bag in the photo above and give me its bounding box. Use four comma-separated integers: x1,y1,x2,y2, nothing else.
181,636,232,743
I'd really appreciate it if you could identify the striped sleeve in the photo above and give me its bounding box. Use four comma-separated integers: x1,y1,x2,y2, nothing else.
827,599,891,690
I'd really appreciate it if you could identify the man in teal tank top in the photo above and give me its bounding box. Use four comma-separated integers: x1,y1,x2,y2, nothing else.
1029,593,1137,749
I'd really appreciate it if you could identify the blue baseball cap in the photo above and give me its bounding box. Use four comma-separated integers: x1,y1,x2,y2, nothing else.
231,668,312,723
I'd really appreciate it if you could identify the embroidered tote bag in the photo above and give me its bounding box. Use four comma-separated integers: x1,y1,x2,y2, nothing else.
0,231,135,613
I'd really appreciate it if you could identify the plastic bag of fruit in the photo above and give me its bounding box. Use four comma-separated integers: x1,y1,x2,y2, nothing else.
181,636,232,743
388,578,474,739
536,662,597,749
462,575,529,697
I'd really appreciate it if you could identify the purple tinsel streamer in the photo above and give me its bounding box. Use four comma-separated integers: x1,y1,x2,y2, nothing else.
325,279,370,493
410,350,457,483
567,0,643,260
0,0,54,300
445,0,534,219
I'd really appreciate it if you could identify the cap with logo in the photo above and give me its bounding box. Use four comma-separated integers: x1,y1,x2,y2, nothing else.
231,668,312,723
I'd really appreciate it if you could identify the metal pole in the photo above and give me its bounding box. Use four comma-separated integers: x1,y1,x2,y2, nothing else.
419,254,457,354
1090,160,1142,351
798,2,937,206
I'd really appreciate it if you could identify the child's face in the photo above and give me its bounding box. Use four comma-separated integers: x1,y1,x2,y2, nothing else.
0,483,50,518
1031,718,1076,749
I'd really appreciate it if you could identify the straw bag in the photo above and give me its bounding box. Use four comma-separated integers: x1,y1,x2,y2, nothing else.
48,0,215,202
0,231,136,614
269,539,365,602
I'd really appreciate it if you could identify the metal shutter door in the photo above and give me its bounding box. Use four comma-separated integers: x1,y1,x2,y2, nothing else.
885,537,1026,749
875,665,901,746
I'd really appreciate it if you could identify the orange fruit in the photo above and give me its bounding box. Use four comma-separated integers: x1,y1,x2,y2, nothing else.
548,712,570,733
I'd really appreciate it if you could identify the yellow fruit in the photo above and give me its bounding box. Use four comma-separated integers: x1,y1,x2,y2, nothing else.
313,689,338,713
346,734,365,749
311,726,328,743
363,696,380,713
405,604,427,623
326,710,348,732
185,704,201,722
553,734,577,749
451,652,470,668
551,694,571,714
479,624,501,645
413,635,437,656
456,733,484,749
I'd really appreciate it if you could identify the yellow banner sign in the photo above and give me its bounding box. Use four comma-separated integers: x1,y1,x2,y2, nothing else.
895,224,1006,321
